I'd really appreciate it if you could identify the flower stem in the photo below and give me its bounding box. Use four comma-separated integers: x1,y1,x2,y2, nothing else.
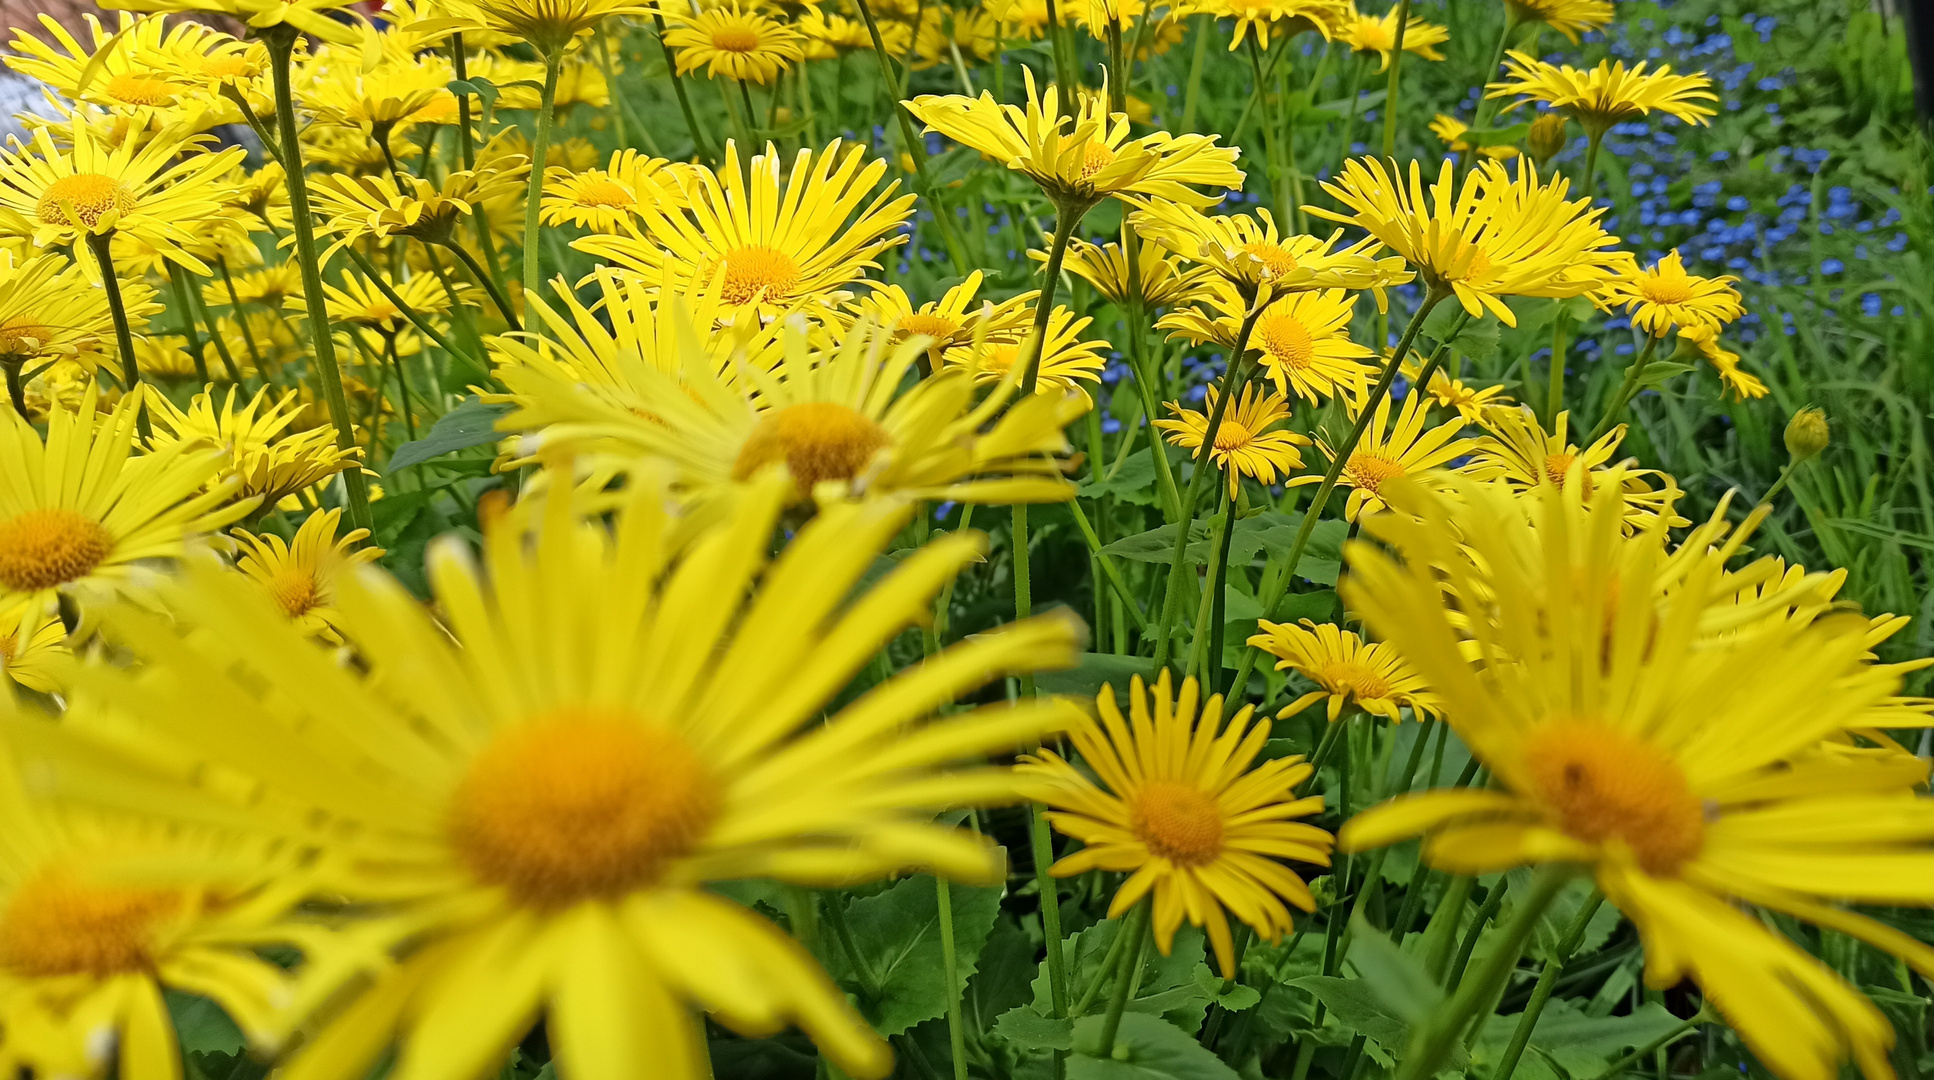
1548,303,1570,425
522,49,564,305
443,240,522,331
1022,210,1082,394
1380,0,1412,160
342,247,480,367
1491,892,1606,1080
84,232,151,440
1581,128,1605,203
1207,481,1240,691
178,263,244,383
653,12,715,167
1588,333,1661,443
1180,14,1211,132
1095,901,1153,1059
166,262,213,385
262,25,373,533
380,332,419,442
1397,864,1575,1080
936,877,970,1080
215,256,268,380
851,0,971,275
1044,0,1079,92
1028,801,1070,1080
3,364,25,416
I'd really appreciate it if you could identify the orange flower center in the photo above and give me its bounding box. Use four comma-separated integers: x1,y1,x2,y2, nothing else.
1240,242,1299,280
1459,246,1495,286
1212,417,1253,451
0,870,180,977
0,508,114,592
448,715,720,905
1523,721,1705,875
897,312,960,342
104,71,177,106
1342,451,1404,494
710,23,763,51
1542,450,1577,487
1131,780,1224,866
732,401,892,498
1637,276,1695,306
1257,311,1315,370
718,244,803,307
267,567,321,618
573,178,636,208
36,173,136,230
0,317,57,357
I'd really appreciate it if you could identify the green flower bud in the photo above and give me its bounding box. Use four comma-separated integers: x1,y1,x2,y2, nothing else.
1526,113,1569,168
1784,406,1829,463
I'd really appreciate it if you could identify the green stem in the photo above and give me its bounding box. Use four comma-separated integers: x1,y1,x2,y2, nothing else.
522,50,564,304
215,257,266,379
451,34,476,170
4,363,25,416
594,28,628,150
1446,868,1507,991
1028,801,1070,1080
1585,1009,1708,1080
1467,13,1519,135
1398,865,1574,1080
1761,458,1802,504
1581,128,1604,202
1547,304,1570,425
379,332,418,442
851,0,971,274
653,12,715,167
1023,209,1083,394
443,240,522,330
84,232,151,440
183,264,244,383
1127,322,1184,522
1380,0,1412,160
936,878,969,1080
1095,902,1153,1059
341,247,479,366
1207,479,1240,692
1588,333,1661,443
262,25,372,532
1336,55,1366,164
1070,500,1150,631
1180,14,1211,132
166,262,213,385
1044,0,1078,92
1492,893,1606,1080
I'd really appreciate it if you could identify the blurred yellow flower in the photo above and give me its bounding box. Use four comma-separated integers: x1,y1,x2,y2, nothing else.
662,3,805,83
145,385,362,508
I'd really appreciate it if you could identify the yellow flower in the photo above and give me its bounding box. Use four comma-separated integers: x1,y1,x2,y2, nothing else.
0,384,246,612
100,0,371,46
904,68,1242,211
308,151,530,260
1020,671,1334,978
32,468,1085,1080
298,36,456,134
1043,232,1218,310
542,150,692,232
1676,325,1766,400
145,385,362,508
798,10,877,57
986,0,1052,38
1155,383,1308,497
1135,201,1413,306
421,0,651,56
1339,6,1448,70
1310,157,1621,325
1785,405,1828,462
495,56,609,112
1460,406,1687,531
1161,285,1374,404
1189,0,1351,51
914,5,1001,65
0,116,241,274
854,270,1037,358
1250,618,1443,722
493,277,1084,509
1488,51,1718,137
4,12,255,125
0,602,67,693
299,270,458,334
131,334,199,378
1338,472,1934,1080
945,304,1109,400
1501,0,1612,42
1427,113,1518,159
576,140,915,319
1071,0,1143,36
1597,249,1743,335
1290,390,1469,520
0,252,136,377
1398,357,1512,420
230,506,379,641
662,3,805,83
208,260,303,310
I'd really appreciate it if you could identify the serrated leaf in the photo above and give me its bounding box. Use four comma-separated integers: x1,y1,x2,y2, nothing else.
1191,965,1261,1011
388,397,511,472
822,875,1004,1037
166,991,245,1057
1080,447,1164,507
1473,999,1688,1078
1068,1013,1240,1080
1342,916,1443,1023
1285,977,1413,1061
995,1007,1077,1050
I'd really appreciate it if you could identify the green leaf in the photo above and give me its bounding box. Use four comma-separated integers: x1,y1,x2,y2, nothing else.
1634,360,1698,390
166,990,245,1057
1081,448,1164,507
997,920,1214,1051
447,77,499,108
1191,966,1261,1011
388,397,511,472
1034,652,1149,701
1459,121,1533,147
1341,917,1443,1023
1421,304,1500,362
996,1008,1077,1051
823,875,1004,1037
1473,999,1688,1078
1286,977,1413,1058
1100,520,1214,562
1069,1013,1240,1080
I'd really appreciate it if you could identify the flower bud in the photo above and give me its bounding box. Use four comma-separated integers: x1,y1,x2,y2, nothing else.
1784,406,1829,463
1526,113,1569,168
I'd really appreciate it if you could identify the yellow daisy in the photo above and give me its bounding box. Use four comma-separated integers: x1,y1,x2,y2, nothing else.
914,5,1000,66
1249,618,1443,722
1339,6,1448,70
207,261,303,310
418,0,652,56
904,68,1242,212
308,153,530,261
0,252,127,382
298,37,456,135
1339,472,1934,1080
945,305,1110,400
661,3,805,83
1156,383,1309,498
1427,113,1518,160
1461,406,1688,531
798,10,876,57
575,140,915,319
29,468,1085,1080
1134,201,1413,306
0,603,67,694
1310,157,1622,325
1162,285,1375,404
1196,0,1351,52
986,0,1052,38
230,506,379,642
145,385,362,509
1050,232,1219,310
1675,325,1766,401
100,0,369,46
541,150,691,232
1488,51,1718,137
1020,670,1335,978
3,12,235,123
297,270,459,336
854,270,1037,359
0,116,242,275
1290,390,1470,520
1597,249,1744,336
1501,0,1612,42
1400,359,1513,420
0,384,245,613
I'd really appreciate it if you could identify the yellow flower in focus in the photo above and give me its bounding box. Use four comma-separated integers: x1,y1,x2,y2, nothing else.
0,384,245,611
856,270,1037,358
1427,113,1518,160
662,3,805,83
4,12,247,123
1597,249,1743,336
1339,6,1448,70
1290,391,1469,520
231,506,379,641
1676,325,1766,401
1250,619,1443,722
945,305,1109,400
0,603,66,693
33,471,1085,1080
1155,383,1309,497
0,253,127,377
542,150,692,232
1020,671,1334,978
1310,157,1621,325
1162,285,1374,404
0,117,242,274
1501,0,1612,42
1339,473,1934,1080
145,385,361,508
1136,202,1413,307
576,140,915,319
1041,232,1218,310
1461,406,1687,531
1488,51,1718,137
904,69,1242,211
1398,356,1512,420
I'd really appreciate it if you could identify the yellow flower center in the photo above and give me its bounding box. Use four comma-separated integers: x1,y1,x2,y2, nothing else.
1130,780,1224,866
573,177,636,208
1459,247,1495,286
266,567,320,618
1342,451,1405,494
36,173,137,230
1355,23,1393,50
1079,142,1116,180
897,312,960,342
448,714,720,905
0,870,180,977
710,23,763,51
199,54,257,79
1315,659,1390,700
1523,721,1705,875
732,401,892,497
718,244,803,307
0,508,114,592
1543,450,1594,492
1212,417,1253,451
0,632,15,664
1257,311,1315,370
1240,242,1299,280
1637,276,1695,306
357,301,402,325
0,317,57,357
104,71,177,106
